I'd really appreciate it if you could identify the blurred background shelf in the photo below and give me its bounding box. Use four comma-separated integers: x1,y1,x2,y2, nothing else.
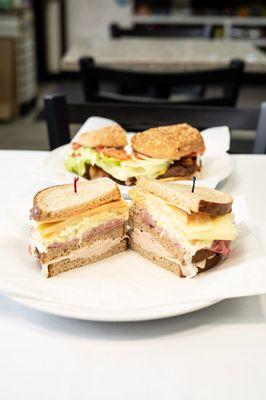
61,38,266,73
0,4,37,120
0,0,266,152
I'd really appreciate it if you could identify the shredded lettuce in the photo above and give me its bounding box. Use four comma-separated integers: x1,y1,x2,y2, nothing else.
65,147,171,181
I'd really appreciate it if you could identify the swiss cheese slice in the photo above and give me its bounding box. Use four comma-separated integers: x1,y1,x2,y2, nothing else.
168,205,236,240
131,189,237,241
185,214,237,240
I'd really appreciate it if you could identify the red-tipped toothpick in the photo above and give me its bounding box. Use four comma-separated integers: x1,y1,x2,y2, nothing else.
74,177,79,193
191,176,196,193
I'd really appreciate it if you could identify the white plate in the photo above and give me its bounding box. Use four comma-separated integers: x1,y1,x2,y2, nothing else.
1,291,219,322
0,228,219,322
1,194,266,322
38,126,233,195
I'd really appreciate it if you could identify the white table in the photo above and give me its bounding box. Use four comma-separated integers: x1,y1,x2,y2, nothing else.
62,38,266,73
1,150,266,400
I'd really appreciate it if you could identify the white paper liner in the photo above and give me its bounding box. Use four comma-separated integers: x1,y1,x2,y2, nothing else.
0,194,266,316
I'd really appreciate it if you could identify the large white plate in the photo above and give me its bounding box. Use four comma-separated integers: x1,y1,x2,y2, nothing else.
38,125,234,195
0,227,219,322
1,290,219,322
1,194,266,322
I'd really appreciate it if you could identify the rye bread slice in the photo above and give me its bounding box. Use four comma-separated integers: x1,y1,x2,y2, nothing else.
136,176,232,216
30,178,121,223
45,239,128,278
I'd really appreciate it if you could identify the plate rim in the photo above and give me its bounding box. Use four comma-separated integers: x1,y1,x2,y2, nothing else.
1,289,221,322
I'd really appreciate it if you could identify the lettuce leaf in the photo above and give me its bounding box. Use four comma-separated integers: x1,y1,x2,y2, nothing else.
65,147,171,181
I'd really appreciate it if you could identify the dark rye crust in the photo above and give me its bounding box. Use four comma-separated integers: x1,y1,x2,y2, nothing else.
192,249,222,272
198,200,232,216
192,249,215,263
199,254,222,272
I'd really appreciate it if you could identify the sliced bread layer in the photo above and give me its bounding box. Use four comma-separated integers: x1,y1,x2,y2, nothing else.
31,178,121,222
136,176,232,215
45,239,128,277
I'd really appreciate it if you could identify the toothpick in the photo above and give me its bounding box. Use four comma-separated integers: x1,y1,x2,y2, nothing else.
74,177,79,193
191,176,196,193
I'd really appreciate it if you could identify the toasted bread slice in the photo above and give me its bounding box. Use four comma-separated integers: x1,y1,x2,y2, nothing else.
75,125,127,148
30,178,121,223
131,123,205,160
136,176,232,216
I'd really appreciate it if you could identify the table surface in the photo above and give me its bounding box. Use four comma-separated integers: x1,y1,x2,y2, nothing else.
1,150,266,400
62,38,266,73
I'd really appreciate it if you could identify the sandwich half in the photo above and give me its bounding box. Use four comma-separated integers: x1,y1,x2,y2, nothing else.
129,177,237,278
131,123,205,181
29,178,128,277
65,124,135,184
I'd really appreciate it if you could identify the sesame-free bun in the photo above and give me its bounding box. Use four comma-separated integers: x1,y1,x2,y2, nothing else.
76,125,128,148
131,123,205,159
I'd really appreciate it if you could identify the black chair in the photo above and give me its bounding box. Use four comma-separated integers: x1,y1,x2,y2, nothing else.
44,94,266,155
110,23,214,39
79,57,244,107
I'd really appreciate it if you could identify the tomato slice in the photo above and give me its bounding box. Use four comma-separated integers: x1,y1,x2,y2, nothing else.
94,146,130,161
72,142,82,150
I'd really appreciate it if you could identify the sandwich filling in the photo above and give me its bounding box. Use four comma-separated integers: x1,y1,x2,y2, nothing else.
65,123,205,184
30,199,129,253
65,146,201,185
65,145,172,184
130,189,237,277
40,236,126,278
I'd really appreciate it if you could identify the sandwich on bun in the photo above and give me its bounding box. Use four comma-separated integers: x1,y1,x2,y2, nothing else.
65,124,133,183
131,123,205,181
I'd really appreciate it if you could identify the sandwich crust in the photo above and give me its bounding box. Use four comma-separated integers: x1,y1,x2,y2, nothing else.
75,125,128,148
136,176,233,216
31,178,121,223
131,123,205,160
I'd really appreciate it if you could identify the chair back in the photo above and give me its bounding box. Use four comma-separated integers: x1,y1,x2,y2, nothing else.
110,23,214,39
44,94,266,154
79,57,244,107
